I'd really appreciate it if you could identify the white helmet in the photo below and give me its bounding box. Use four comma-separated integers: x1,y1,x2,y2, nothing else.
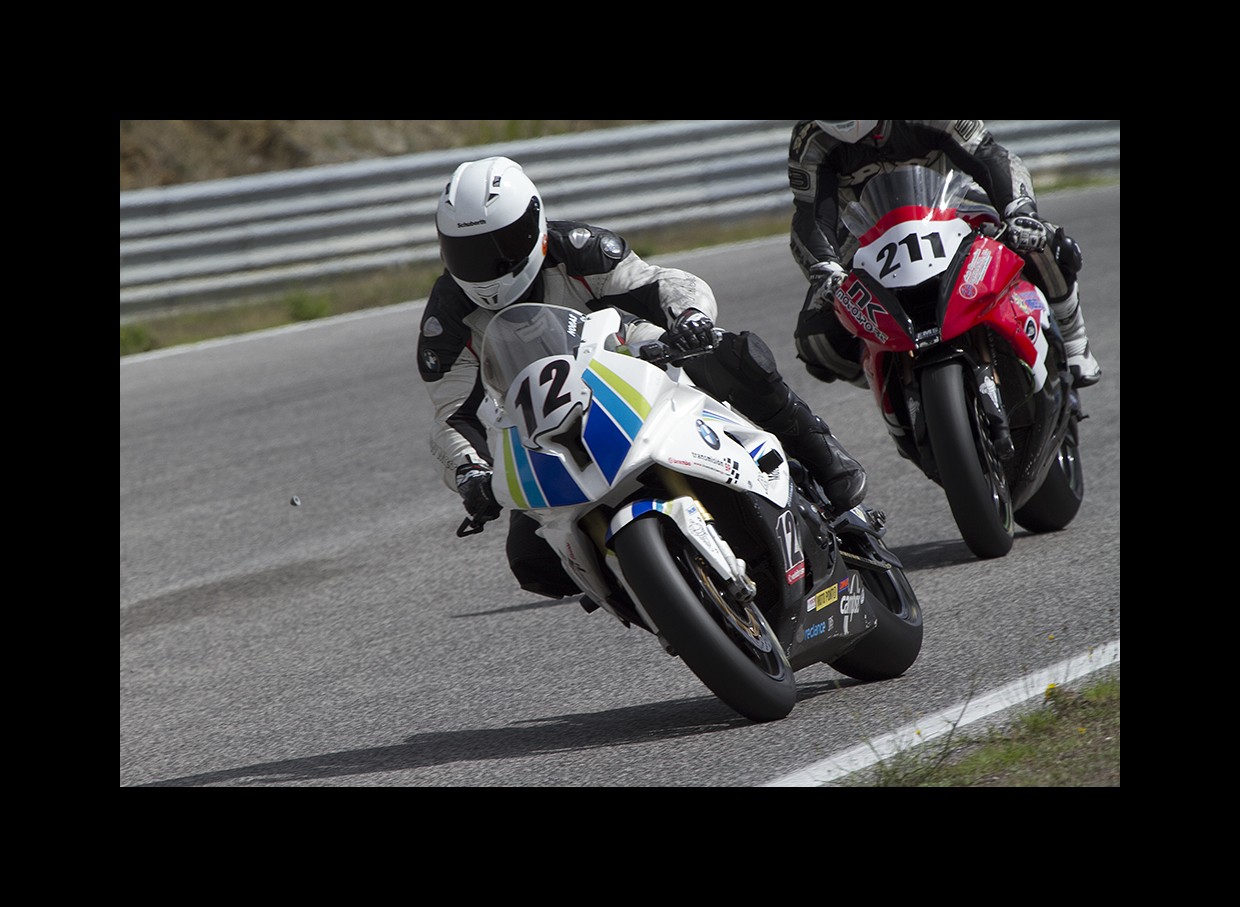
436,156,548,310
815,120,879,144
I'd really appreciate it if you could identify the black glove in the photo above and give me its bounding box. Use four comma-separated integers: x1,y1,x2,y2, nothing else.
807,261,847,310
663,308,717,354
455,464,501,523
1003,215,1048,252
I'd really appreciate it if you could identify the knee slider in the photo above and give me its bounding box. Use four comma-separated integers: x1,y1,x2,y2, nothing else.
710,331,783,386
1053,228,1083,282
737,331,780,382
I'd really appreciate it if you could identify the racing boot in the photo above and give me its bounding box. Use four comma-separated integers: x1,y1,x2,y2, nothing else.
683,330,867,511
762,392,867,512
1050,281,1101,388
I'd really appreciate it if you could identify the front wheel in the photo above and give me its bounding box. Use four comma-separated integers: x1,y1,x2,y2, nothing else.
1016,418,1085,532
921,360,1014,559
612,515,796,723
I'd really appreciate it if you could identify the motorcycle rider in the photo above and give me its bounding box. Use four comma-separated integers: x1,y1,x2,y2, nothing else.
788,119,1102,390
418,155,867,597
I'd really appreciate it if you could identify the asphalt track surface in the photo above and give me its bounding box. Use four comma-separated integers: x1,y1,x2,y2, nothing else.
120,184,1120,787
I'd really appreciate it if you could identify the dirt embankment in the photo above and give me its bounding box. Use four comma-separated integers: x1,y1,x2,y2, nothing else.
120,120,658,192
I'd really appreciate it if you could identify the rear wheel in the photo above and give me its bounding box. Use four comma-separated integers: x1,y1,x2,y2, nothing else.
1016,418,1085,532
921,360,1013,559
613,515,796,722
828,556,923,682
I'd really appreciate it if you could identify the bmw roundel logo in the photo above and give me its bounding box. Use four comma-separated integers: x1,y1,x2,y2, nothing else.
696,419,720,449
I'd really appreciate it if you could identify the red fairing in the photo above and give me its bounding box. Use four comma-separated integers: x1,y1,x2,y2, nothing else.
834,274,916,352
986,279,1048,368
941,237,1025,342
856,205,961,248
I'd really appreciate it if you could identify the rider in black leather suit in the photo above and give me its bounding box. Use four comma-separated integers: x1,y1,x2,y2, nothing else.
787,120,1101,390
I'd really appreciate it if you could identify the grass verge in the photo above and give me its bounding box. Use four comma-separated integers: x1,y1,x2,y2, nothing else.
844,670,1120,787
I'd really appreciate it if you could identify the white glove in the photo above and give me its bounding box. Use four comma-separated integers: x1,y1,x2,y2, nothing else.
808,261,848,310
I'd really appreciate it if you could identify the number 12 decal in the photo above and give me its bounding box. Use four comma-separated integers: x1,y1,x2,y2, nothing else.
513,359,573,436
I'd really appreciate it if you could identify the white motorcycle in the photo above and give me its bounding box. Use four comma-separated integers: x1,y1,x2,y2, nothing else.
459,303,923,723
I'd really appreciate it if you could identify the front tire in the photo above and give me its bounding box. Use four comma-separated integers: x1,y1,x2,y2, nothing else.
921,360,1014,559
613,515,796,723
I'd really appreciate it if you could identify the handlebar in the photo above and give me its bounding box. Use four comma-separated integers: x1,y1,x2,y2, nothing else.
637,329,725,368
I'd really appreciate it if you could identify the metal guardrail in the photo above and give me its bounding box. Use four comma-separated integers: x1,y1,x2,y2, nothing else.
119,120,1119,315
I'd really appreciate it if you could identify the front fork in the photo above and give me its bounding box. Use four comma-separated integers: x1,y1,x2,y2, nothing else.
606,468,757,608
906,333,1015,462
973,360,1014,460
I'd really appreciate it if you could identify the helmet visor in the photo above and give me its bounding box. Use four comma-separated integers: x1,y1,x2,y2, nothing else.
439,197,542,283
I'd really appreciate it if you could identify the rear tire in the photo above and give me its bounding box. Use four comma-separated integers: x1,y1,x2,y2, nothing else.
613,515,796,722
828,558,923,682
921,360,1014,559
1016,418,1085,532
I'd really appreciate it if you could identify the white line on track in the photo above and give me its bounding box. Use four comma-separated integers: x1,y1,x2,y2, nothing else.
763,639,1120,787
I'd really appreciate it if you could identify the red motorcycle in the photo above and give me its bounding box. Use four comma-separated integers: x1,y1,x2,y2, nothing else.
829,165,1085,559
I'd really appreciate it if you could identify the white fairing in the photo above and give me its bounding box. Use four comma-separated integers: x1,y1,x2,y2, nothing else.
852,214,973,289
478,304,792,628
1022,286,1052,392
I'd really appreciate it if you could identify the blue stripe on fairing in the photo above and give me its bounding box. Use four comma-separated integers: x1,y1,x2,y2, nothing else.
582,404,631,482
529,448,589,506
507,427,546,509
700,407,742,424
582,369,644,439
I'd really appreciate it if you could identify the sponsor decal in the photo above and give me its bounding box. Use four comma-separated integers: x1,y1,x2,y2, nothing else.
696,419,721,449
1024,316,1038,343
959,246,993,299
804,620,827,640
777,510,805,585
963,246,992,285
457,219,486,228
807,580,842,612
840,573,865,633
421,349,440,372
691,451,740,484
1015,289,1044,312
422,316,444,338
981,373,1001,410
564,540,591,582
837,281,890,343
